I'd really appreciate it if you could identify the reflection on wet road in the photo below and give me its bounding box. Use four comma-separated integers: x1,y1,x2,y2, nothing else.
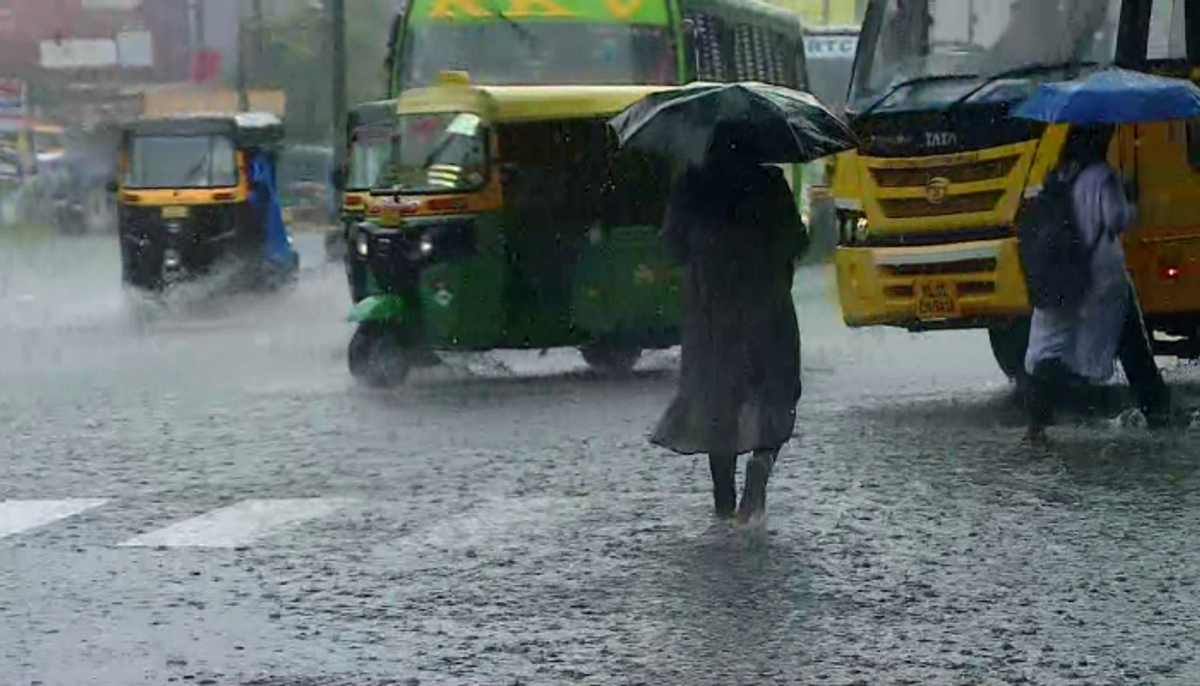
2,234,1199,685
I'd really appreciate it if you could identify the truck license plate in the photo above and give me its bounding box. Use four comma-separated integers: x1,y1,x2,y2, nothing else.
916,280,957,320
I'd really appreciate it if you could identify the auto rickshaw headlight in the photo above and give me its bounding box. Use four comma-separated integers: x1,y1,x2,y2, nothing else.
356,231,370,257
418,237,434,256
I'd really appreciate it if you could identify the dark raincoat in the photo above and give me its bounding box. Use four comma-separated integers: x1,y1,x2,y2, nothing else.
651,161,804,456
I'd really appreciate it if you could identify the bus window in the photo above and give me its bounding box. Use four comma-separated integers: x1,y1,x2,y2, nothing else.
1186,120,1200,170
400,21,678,87
733,25,796,86
1147,0,1187,60
683,12,730,82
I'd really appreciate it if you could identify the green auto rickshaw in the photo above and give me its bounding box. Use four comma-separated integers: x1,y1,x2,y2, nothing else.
329,99,396,281
347,78,682,385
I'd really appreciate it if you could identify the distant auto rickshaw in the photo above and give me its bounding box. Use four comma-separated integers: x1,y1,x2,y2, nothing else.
278,143,334,225
114,112,300,292
347,78,682,385
329,99,397,290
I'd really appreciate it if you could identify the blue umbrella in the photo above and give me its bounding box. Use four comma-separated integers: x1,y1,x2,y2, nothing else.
1013,68,1200,124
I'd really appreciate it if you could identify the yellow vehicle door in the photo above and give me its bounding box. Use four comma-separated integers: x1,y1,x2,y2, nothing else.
1121,7,1200,321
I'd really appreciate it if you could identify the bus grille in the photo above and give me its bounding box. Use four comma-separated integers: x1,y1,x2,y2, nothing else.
879,191,1005,218
869,156,1020,188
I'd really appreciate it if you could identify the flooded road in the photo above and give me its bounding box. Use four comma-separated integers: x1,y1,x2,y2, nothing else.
2,233,1199,685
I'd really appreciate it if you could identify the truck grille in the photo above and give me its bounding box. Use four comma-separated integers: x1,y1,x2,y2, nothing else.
869,156,1020,188
879,190,1005,218
878,258,997,277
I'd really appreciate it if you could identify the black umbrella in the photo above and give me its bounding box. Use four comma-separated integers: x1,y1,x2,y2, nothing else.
608,81,858,167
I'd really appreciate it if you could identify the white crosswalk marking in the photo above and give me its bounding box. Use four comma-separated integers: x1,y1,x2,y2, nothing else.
119,498,353,548
0,499,109,540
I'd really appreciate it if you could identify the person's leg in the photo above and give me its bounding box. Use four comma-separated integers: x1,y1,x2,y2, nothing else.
1025,358,1070,445
1117,278,1171,427
709,453,737,517
738,448,779,522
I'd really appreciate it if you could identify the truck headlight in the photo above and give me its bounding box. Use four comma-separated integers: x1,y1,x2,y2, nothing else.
853,216,870,244
837,211,869,246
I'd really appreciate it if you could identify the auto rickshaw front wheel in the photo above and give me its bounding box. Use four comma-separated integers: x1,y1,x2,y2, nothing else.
348,322,412,387
580,342,642,375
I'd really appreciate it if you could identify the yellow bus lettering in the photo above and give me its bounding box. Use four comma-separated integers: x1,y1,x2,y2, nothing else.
428,0,488,18
604,0,643,19
507,0,574,18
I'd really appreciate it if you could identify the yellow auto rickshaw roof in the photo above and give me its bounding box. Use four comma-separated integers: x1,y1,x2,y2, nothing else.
396,84,671,123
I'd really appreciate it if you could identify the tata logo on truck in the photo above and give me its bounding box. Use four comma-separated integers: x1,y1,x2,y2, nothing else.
925,131,959,149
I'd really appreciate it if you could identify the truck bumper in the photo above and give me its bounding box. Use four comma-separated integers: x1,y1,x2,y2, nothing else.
835,237,1032,331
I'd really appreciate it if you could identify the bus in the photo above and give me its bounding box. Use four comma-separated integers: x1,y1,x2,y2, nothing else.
383,0,814,207
803,24,858,262
832,0,1200,377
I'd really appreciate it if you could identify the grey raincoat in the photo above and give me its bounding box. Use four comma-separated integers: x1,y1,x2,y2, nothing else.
651,162,804,456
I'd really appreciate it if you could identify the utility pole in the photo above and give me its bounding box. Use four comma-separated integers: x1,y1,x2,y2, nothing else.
193,0,206,55
331,0,347,177
252,0,264,84
236,1,248,111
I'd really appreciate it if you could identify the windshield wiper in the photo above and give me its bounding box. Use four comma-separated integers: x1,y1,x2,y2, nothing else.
856,73,981,119
486,3,540,56
946,60,1098,110
181,157,210,186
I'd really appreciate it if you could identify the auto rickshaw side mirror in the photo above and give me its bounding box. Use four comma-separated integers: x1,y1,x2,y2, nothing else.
330,164,346,191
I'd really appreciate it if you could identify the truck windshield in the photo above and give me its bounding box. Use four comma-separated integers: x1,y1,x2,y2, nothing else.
348,129,395,191
385,112,488,194
849,0,1122,113
124,135,238,189
401,21,678,87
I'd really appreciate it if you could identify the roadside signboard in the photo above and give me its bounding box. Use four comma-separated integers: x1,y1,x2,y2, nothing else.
804,33,859,60
0,79,27,118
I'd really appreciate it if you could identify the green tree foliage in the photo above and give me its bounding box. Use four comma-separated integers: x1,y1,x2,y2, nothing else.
250,0,396,142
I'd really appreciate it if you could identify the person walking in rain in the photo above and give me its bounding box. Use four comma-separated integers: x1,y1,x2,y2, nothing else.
1023,125,1171,447
652,139,806,523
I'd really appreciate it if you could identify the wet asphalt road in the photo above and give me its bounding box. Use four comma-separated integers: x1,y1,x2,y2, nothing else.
2,232,1200,686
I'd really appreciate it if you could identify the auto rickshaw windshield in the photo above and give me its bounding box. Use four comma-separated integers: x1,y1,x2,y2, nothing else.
350,129,395,191
124,134,239,189
383,112,488,194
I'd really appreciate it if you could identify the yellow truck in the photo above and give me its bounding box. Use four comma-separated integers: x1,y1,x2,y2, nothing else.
834,0,1200,377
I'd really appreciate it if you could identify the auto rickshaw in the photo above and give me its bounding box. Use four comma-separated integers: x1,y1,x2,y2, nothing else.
278,143,334,225
329,99,397,295
347,77,682,385
114,112,299,292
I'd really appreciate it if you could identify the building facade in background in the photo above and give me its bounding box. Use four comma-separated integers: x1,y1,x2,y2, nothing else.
0,0,193,124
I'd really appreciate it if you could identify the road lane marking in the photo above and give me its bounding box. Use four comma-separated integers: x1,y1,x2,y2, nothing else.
119,498,353,548
0,499,109,540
